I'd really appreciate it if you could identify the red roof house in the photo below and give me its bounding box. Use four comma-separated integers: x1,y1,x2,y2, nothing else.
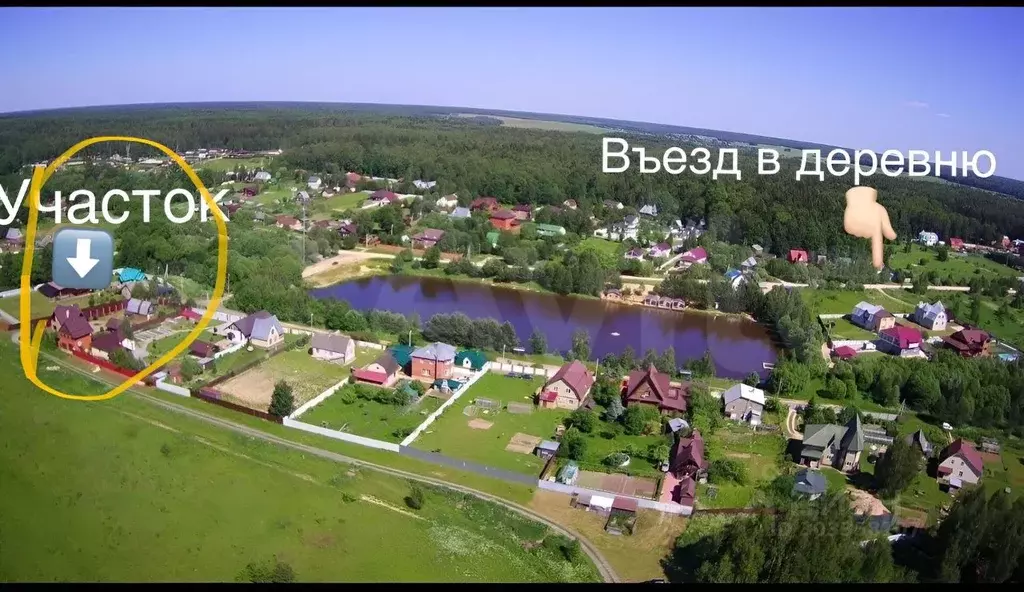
511,204,533,221
949,237,965,251
370,190,398,204
670,429,707,478
833,345,858,360
412,228,445,249
879,326,923,353
937,438,984,487
679,246,708,265
470,197,500,212
788,249,810,264
539,360,595,410
941,329,993,358
489,209,520,231
623,365,689,413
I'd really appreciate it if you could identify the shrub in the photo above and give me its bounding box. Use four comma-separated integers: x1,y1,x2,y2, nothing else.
404,485,425,510
236,557,296,583
709,458,749,485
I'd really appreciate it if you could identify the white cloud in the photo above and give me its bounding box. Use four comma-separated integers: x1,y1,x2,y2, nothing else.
936,113,951,118
903,100,930,109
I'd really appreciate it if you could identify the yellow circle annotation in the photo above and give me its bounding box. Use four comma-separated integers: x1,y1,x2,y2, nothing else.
18,136,229,401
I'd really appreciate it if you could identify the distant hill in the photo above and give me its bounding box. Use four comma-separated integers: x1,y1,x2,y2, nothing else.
4,100,1021,198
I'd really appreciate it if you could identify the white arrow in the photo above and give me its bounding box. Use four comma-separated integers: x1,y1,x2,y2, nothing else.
67,238,99,278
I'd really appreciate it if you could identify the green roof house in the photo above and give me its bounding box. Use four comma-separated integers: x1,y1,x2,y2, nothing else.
117,267,146,283
455,350,488,371
535,223,566,237
389,344,414,371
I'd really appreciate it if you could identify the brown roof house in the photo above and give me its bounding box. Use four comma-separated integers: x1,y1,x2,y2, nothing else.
411,229,445,250
798,415,865,473
537,360,595,410
623,365,689,413
50,304,93,352
942,329,994,358
937,438,984,490
310,332,355,364
670,429,707,481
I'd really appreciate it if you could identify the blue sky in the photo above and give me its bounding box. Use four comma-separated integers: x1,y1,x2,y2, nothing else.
2,7,1022,178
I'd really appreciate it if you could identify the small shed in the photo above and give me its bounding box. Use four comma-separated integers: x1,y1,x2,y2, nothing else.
980,437,1001,454
557,461,579,485
455,350,488,371
588,495,614,515
668,417,690,434
611,497,638,514
535,440,560,460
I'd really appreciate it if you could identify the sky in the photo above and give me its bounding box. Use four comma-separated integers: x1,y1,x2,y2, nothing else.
2,7,1022,179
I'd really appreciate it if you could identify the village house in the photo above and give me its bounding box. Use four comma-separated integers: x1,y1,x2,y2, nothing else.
942,328,994,358
354,351,403,386
721,383,766,426
740,256,757,270
449,206,471,220
538,360,595,410
879,325,923,356
535,440,560,460
489,209,520,231
50,305,93,352
411,229,445,250
832,345,858,360
678,246,708,267
625,247,645,261
851,302,897,332
535,223,566,237
918,231,939,246
307,175,322,191
345,172,362,191
126,298,154,320
623,365,689,414
90,329,130,360
370,189,399,206
798,415,865,472
648,242,672,258
275,215,303,232
603,200,625,210
602,288,622,300
118,267,147,283
470,197,499,212
670,428,707,480
295,190,311,203
912,301,948,331
937,438,984,490
310,332,356,364
410,342,457,382
511,204,533,221
724,269,746,290
788,249,810,264
413,179,437,191
905,429,933,458
254,171,272,182
949,237,965,251
224,310,284,349
37,282,90,300
435,194,459,210
639,204,658,217
562,199,578,210
189,340,219,359
454,350,487,371
792,469,827,500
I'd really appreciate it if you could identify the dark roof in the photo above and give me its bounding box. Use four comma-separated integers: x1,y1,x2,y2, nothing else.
91,330,124,353
793,469,827,496
52,305,92,339
512,204,532,212
611,497,638,512
941,438,984,476
490,209,517,220
625,365,688,412
371,190,398,201
413,228,445,242
470,197,499,210
840,414,865,453
311,332,353,354
905,430,932,454
671,429,707,475
229,310,279,340
190,341,218,358
370,352,402,375
544,360,595,401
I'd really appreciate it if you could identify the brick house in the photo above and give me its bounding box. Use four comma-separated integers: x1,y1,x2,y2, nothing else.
51,305,93,352
538,360,595,410
942,329,994,358
410,342,457,381
489,209,520,231
788,249,810,264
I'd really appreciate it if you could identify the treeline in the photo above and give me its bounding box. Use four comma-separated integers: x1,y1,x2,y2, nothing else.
4,109,1024,255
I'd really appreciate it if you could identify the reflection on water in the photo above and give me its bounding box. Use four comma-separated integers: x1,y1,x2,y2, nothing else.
310,275,778,380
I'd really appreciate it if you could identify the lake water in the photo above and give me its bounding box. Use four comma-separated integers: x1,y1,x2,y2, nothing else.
310,275,779,380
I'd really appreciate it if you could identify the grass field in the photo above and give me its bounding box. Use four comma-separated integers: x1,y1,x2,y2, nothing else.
826,317,878,340
696,423,787,509
889,244,1022,284
196,157,273,173
413,373,563,476
0,291,93,318
456,114,608,134
313,191,372,214
299,386,444,442
218,348,353,410
575,237,623,259
802,289,917,316
0,342,600,582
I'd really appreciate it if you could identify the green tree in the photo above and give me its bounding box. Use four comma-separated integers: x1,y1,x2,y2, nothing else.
404,484,426,510
180,356,202,382
873,438,922,498
570,328,591,361
621,404,660,435
743,372,761,387
559,427,587,460
603,396,625,422
528,329,547,355
567,408,596,434
422,246,441,269
268,380,295,417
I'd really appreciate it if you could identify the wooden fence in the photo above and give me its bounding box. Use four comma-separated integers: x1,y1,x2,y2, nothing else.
193,387,283,423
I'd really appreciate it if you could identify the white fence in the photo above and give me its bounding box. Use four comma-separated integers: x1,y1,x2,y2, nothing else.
290,377,349,419
213,341,245,359
831,340,877,350
488,361,552,377
283,418,400,452
0,287,25,299
155,378,191,398
400,366,488,446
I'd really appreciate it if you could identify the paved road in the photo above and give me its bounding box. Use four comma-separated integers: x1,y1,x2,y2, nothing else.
15,332,620,583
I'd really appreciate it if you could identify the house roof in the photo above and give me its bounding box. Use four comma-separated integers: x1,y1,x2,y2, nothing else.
544,360,595,401
190,340,218,358
677,475,696,503
671,429,707,473
535,223,565,233
538,440,560,452
802,415,864,454
539,391,558,402
940,438,984,476
653,242,671,251
722,383,766,406
411,342,457,362
52,305,92,339
389,344,414,367
854,301,882,315
311,332,353,354
611,497,639,512
905,430,932,453
833,346,858,359
789,249,809,261
490,209,517,220
371,190,398,201
793,469,827,496
369,351,402,375
680,247,708,262
91,330,124,354
625,365,688,412
118,267,146,282
353,369,389,384
880,326,923,349
841,414,865,453
512,204,532,212
126,298,153,316
589,495,614,510
450,207,471,219
470,197,498,210
626,248,645,258
668,417,689,432
230,310,283,341
454,350,488,369
917,301,946,316
944,329,991,350
413,228,445,242
276,215,300,226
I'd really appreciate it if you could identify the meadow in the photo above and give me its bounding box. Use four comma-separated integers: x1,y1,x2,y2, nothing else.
0,340,601,582
299,386,444,443
889,244,1022,284
696,423,787,509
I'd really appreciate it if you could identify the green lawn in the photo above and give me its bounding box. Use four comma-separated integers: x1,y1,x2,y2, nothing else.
300,387,443,443
820,466,849,493
802,289,917,317
788,375,895,413
0,341,599,582
244,348,353,402
576,423,672,479
0,291,93,319
697,423,787,509
826,317,878,340
889,244,1022,284
412,373,563,476
575,237,624,260
196,157,273,173
315,191,372,214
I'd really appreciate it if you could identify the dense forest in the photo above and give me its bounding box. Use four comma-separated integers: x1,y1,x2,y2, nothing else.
2,106,1024,252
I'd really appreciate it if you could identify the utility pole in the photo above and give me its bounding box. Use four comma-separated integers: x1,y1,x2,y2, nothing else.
408,329,412,347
